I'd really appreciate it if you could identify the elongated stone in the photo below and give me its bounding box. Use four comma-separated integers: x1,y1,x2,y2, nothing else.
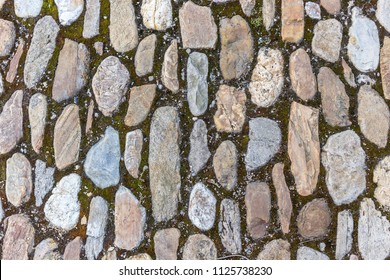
154,228,180,260
34,160,55,207
124,129,143,179
188,182,216,231
213,140,237,191
381,37,390,100
263,0,275,31
141,0,173,31
124,84,156,127
281,0,304,43
29,93,47,154
6,38,24,83
135,34,157,77
0,19,15,57
83,0,100,38
336,210,353,260
219,199,241,254
161,40,179,93
373,155,390,208
376,0,390,33
187,52,208,116
85,100,94,134
189,120,211,176
182,234,217,260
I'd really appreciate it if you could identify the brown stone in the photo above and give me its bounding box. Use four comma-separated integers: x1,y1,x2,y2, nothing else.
85,99,94,134
297,198,331,239
342,58,357,88
312,19,343,63
63,237,83,260
6,38,24,83
161,39,179,93
281,0,304,43
154,228,180,260
257,239,291,260
0,19,16,57
124,84,156,127
320,0,341,15
381,37,390,100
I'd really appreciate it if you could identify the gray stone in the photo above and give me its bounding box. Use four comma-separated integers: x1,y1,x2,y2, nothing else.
336,210,353,260
312,19,342,63
322,130,366,205
154,228,180,260
161,40,179,93
305,2,321,19
33,238,60,260
281,0,304,43
182,234,217,260
297,198,331,239
85,100,94,134
63,237,82,260
135,34,157,77
149,107,181,222
245,118,281,171
374,155,390,208
376,0,390,32
0,19,15,57
257,239,291,260
188,120,211,176
34,160,55,207
263,0,275,31
0,201,4,222
188,182,216,231
14,0,43,18
187,52,208,116
124,84,156,127
54,0,84,26
24,16,59,88
124,129,143,179
240,0,255,16
218,199,241,254
141,0,173,31
127,253,152,260
84,126,121,189
381,37,390,100
94,41,103,55
297,246,329,260
6,38,25,83
320,0,340,15
213,140,237,191
29,93,47,154
83,0,100,38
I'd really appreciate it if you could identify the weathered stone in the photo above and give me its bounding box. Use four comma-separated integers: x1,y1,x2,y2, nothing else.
245,182,271,239
218,199,241,254
154,228,180,260
348,8,380,72
342,58,357,88
320,0,340,15
179,1,218,49
29,93,47,154
85,100,94,134
322,130,366,205
63,237,82,260
34,160,55,207
281,0,304,43
127,253,152,260
239,0,255,16
161,40,179,93
52,39,90,102
249,48,284,107
272,163,292,234
213,85,246,133
124,84,156,127
6,38,24,83
220,15,253,80
83,0,100,38
187,52,208,116
188,183,216,231
263,0,275,31
297,246,329,260
2,214,35,260
336,210,353,260
373,156,390,209
305,2,321,19
358,85,390,148
245,118,281,171
358,198,390,260
92,56,130,116
85,196,108,260
14,0,43,18
54,104,81,170
24,16,59,88
381,37,390,100
257,239,291,260
0,90,23,155
289,48,316,101
135,34,157,77
376,0,390,32
297,198,331,239
84,126,121,189
149,107,181,222
312,19,342,63
34,238,60,260
124,129,143,179
6,153,32,207
141,0,173,31
114,186,146,250
189,120,211,176
0,19,15,57
182,234,217,260
213,140,237,191
55,0,84,26
109,0,138,52
44,174,81,231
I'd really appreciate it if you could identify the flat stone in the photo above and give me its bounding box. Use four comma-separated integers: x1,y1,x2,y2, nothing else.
297,246,329,260
154,228,180,260
263,0,275,31
34,160,55,207
179,1,217,49
84,126,121,189
6,153,32,207
320,0,340,15
109,0,138,52
187,52,208,116
305,2,321,19
220,15,253,80
358,85,390,148
213,140,237,191
124,129,143,179
288,102,320,196
0,90,23,155
336,210,353,260
381,37,390,100
44,173,81,231
188,182,216,231
0,19,15,57
83,0,100,38
348,7,380,72
161,40,179,93
189,120,211,176
2,214,35,260
318,67,351,127
85,100,94,134
312,19,342,63
182,234,217,260
213,85,246,133
245,181,271,239
135,34,157,77
6,38,24,83
55,0,84,26
342,58,357,88
373,155,390,209
29,93,47,154
249,48,284,107
358,198,390,260
297,198,331,239
322,130,366,205
14,0,43,18
54,104,81,170
141,0,173,31
239,0,255,16
24,16,59,88
85,196,108,260
149,107,181,222
289,48,316,101
376,0,390,32
52,39,90,102
63,237,82,260
272,163,292,234
281,0,304,43
114,186,146,250
218,198,241,254
125,84,156,127
245,118,281,171
257,239,291,260
34,238,60,260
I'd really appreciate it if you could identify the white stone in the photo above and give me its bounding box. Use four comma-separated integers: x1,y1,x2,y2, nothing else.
14,0,43,18
55,0,84,26
188,182,216,231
